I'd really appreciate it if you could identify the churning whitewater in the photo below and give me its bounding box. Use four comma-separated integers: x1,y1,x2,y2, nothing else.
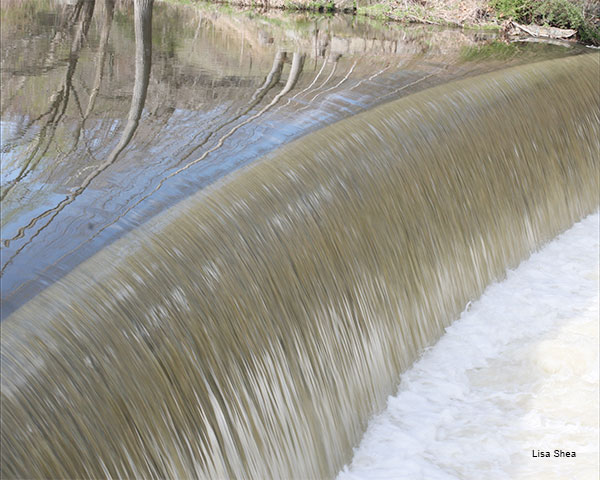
338,211,599,480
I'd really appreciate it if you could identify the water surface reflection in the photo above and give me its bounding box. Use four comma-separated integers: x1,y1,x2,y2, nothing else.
0,0,581,316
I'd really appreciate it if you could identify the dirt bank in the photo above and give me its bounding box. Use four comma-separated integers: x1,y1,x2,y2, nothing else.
164,0,599,44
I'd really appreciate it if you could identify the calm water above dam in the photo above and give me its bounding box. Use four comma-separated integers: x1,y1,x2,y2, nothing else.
0,0,585,316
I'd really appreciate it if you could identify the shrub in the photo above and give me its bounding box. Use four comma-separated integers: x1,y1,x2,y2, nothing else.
491,0,600,44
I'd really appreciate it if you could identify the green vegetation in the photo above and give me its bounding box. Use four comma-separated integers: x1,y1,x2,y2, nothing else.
310,1,336,12
355,3,393,19
459,39,570,62
491,0,600,44
156,0,599,44
461,40,521,60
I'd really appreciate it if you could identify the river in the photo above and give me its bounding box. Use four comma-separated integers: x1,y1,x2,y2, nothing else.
1,0,586,316
1,1,598,479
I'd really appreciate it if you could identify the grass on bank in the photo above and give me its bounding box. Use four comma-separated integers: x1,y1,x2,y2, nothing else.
360,0,599,44
159,0,600,44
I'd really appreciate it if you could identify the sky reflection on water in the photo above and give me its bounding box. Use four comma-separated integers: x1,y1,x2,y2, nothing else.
0,0,580,316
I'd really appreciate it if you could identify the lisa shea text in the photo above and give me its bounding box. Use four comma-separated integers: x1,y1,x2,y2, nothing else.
532,450,576,457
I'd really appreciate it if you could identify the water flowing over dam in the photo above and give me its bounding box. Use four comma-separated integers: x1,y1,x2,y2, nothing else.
0,0,584,315
2,48,599,480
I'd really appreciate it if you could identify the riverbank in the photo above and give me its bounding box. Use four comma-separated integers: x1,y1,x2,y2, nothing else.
163,0,599,45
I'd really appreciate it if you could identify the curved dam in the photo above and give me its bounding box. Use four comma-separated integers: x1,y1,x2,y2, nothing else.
2,53,599,479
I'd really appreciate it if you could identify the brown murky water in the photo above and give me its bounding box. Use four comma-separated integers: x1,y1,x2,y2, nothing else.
3,36,599,480
0,0,585,315
2,1,599,479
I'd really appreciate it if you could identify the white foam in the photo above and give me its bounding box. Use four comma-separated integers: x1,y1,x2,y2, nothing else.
338,212,599,480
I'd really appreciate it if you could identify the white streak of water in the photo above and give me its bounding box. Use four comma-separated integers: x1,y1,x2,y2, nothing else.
338,211,599,480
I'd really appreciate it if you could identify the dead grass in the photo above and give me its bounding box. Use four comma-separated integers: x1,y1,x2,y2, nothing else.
388,0,493,26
